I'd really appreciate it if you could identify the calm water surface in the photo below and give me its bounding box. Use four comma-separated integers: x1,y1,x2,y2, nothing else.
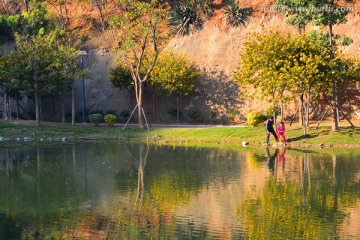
1,143,360,239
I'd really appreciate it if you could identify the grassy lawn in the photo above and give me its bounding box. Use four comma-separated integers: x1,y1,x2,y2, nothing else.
0,120,360,149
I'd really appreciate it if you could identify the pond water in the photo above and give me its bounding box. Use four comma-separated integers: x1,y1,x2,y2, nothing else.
1,143,360,239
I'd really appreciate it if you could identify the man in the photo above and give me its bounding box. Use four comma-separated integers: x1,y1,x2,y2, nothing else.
265,116,277,145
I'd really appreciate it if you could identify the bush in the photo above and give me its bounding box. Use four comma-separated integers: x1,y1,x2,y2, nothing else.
169,2,203,36
226,108,237,122
89,113,103,126
104,114,117,127
119,110,130,118
105,110,117,116
88,109,104,115
247,110,265,127
167,108,178,117
224,0,253,27
188,109,202,122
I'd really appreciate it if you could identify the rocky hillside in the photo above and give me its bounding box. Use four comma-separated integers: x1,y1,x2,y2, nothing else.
3,0,360,122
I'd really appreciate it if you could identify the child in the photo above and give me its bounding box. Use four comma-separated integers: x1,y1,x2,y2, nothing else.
276,122,288,144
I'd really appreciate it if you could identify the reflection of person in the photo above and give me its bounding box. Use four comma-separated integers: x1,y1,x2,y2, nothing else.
265,116,277,145
276,147,287,170
266,147,277,173
276,122,288,144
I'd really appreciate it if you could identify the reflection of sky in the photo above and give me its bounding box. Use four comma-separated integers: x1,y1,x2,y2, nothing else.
1,144,360,239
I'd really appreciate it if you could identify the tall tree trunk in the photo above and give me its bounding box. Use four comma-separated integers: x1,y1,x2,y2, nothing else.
306,91,310,127
35,84,40,126
15,93,19,120
3,92,10,120
329,5,338,131
61,87,65,123
137,83,144,129
40,96,43,122
176,95,180,123
51,96,57,121
299,94,304,126
72,84,75,126
152,93,155,122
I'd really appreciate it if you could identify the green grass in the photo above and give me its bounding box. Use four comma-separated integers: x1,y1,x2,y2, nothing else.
0,121,360,149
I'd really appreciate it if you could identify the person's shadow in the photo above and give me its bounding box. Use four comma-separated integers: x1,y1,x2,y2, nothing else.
266,147,277,173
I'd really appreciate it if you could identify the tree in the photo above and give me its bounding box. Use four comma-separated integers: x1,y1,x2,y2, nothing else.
150,51,201,122
13,31,83,126
232,31,360,135
275,0,355,130
48,44,85,125
275,0,313,33
111,0,168,129
109,63,134,110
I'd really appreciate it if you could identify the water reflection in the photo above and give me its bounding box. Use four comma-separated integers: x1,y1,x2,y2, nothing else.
0,144,360,239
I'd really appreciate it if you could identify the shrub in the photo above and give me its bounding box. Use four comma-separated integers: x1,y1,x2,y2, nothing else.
226,108,237,122
119,110,130,118
247,110,265,127
188,109,202,122
224,0,253,27
89,113,103,126
105,110,117,116
88,109,104,115
104,114,117,127
167,108,177,117
169,2,203,36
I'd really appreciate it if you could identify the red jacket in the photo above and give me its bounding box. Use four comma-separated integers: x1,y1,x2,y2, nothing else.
277,125,285,134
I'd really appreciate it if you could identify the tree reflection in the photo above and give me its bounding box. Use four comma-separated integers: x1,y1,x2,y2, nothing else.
237,151,360,239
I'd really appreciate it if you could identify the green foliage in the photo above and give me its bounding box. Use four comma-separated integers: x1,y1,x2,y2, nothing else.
89,113,103,126
188,109,202,122
263,106,281,119
233,31,331,103
224,0,253,27
119,110,130,118
275,0,313,29
247,110,265,127
150,51,201,96
168,2,203,36
210,110,218,119
105,110,117,116
0,15,16,42
110,0,168,128
89,109,104,115
167,108,178,117
226,108,237,122
109,64,133,92
336,34,353,46
20,0,55,36
104,114,118,127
